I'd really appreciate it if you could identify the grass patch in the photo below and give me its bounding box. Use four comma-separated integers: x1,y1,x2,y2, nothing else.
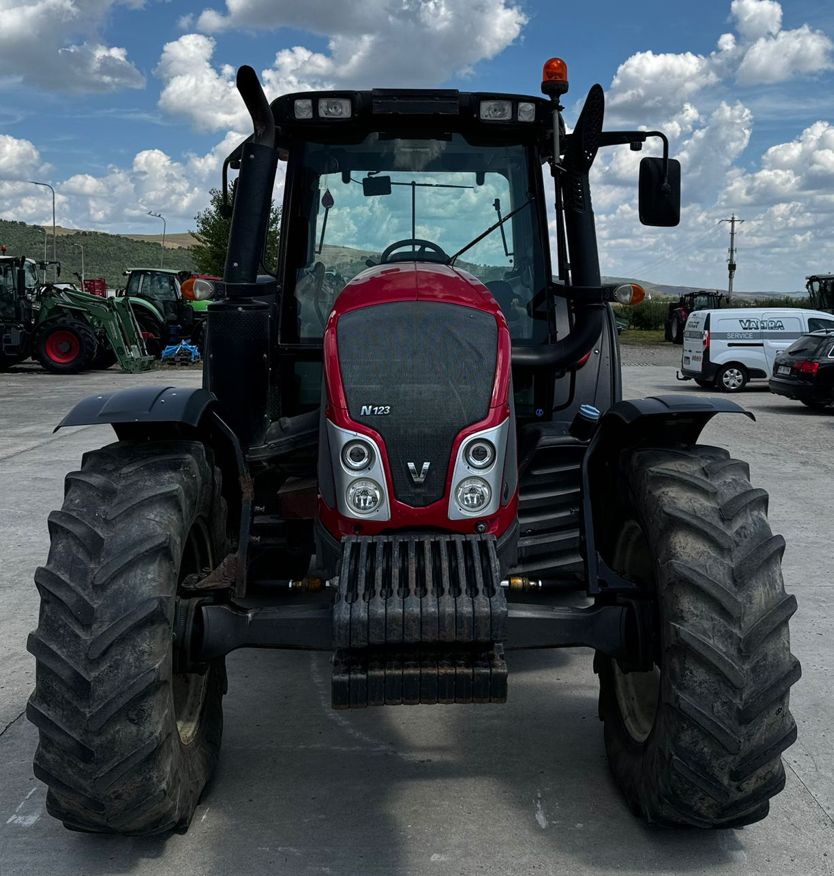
618,329,667,346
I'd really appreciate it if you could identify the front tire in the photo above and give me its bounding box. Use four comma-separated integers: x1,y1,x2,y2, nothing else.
35,320,97,374
597,445,799,828
27,440,228,835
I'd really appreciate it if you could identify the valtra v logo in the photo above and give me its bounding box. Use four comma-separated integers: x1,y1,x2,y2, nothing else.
407,462,430,484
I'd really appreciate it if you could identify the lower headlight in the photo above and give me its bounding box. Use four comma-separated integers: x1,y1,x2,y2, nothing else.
456,477,491,513
347,479,382,514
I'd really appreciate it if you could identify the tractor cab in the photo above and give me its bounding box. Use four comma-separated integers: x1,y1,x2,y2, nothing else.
120,268,219,351
0,256,40,321
122,267,194,324
806,274,834,312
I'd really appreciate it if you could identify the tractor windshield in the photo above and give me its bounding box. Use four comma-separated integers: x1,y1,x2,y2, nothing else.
286,132,548,343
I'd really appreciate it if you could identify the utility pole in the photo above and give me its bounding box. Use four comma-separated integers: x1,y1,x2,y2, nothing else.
147,211,166,267
720,214,744,304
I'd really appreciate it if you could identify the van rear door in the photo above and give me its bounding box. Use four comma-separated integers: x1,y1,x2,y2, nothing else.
682,310,708,373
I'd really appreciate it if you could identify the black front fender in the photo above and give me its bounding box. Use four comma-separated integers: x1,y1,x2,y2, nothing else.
55,386,217,433
581,395,754,594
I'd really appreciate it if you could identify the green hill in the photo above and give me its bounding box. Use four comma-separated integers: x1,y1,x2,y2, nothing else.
0,219,195,288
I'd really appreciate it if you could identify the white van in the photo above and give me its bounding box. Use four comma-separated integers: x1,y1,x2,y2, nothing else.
679,307,834,391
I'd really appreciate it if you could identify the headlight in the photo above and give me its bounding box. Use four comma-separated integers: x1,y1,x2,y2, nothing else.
294,99,313,119
318,97,351,119
464,439,496,470
480,100,512,121
456,477,491,513
517,102,536,122
342,439,374,471
347,479,382,515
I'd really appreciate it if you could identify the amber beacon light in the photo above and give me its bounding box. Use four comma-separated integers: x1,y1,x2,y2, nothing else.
541,58,569,98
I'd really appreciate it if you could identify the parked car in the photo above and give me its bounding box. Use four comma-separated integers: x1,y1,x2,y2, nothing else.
678,306,834,391
769,329,834,409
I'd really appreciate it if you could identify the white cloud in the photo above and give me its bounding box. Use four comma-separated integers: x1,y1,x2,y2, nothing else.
0,0,146,93
736,25,834,85
730,0,781,41
0,134,49,180
154,0,526,131
155,34,248,132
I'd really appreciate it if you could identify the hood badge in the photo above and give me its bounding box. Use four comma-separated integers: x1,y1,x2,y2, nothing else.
407,462,430,484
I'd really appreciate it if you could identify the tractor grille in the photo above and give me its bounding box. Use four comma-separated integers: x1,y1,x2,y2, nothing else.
516,440,586,581
337,302,497,507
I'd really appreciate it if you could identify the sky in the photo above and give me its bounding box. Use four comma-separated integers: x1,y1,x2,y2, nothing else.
1,0,833,292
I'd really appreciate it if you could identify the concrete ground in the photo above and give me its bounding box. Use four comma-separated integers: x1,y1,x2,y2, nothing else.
0,355,832,875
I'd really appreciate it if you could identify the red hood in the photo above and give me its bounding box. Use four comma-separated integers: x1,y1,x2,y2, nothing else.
328,261,505,319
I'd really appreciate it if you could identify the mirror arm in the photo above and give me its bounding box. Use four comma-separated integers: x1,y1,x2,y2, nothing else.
643,131,671,188
598,129,672,194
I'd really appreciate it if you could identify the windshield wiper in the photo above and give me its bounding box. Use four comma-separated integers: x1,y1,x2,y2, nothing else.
446,196,535,266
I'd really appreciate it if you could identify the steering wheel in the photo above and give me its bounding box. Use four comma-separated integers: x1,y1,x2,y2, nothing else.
380,239,449,264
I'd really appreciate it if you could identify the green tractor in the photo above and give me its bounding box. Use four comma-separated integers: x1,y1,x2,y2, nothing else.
118,268,218,355
0,254,155,373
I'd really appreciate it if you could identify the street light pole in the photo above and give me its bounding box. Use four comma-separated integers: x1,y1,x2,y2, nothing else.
30,180,56,281
71,243,85,289
147,211,166,267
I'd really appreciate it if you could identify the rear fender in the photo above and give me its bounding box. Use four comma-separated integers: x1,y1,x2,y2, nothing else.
581,395,754,594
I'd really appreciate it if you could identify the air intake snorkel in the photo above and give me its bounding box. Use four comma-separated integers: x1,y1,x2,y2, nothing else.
223,65,278,295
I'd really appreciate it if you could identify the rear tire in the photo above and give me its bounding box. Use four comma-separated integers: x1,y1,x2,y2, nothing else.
27,440,228,835
800,399,830,409
597,445,799,828
35,320,97,374
715,363,748,392
670,319,683,345
694,378,713,388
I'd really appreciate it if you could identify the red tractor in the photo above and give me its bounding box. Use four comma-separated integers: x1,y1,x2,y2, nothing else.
28,59,798,835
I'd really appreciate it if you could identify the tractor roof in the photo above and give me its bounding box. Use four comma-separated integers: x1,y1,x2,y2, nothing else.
807,274,834,280
124,268,188,275
269,90,553,145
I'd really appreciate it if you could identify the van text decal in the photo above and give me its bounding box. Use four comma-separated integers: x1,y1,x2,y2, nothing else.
738,319,785,331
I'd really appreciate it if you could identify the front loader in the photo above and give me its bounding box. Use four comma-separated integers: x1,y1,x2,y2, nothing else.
0,253,155,373
28,59,799,835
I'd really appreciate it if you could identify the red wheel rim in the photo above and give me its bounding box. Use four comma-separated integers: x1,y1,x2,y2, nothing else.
45,330,81,364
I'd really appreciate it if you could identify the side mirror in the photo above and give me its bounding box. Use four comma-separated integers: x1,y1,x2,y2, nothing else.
362,175,392,197
639,157,681,227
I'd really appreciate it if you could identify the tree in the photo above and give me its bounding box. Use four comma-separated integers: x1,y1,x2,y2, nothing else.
190,184,281,277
